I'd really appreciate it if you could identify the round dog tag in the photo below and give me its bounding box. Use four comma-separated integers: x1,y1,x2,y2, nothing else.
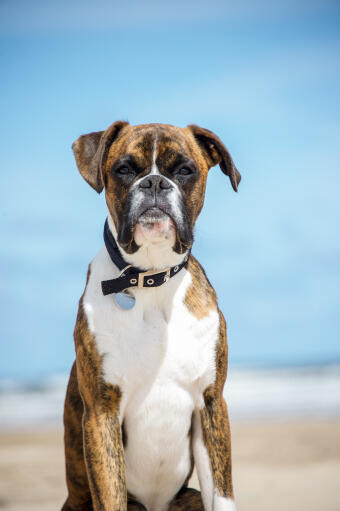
114,291,135,310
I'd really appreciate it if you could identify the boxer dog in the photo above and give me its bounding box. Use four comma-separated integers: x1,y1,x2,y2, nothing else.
62,122,241,511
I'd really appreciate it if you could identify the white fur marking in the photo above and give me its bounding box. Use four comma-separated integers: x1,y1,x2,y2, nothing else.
214,494,237,511
150,133,159,174
193,411,214,511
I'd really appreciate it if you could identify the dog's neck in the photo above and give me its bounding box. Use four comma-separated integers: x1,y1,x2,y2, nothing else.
107,215,188,271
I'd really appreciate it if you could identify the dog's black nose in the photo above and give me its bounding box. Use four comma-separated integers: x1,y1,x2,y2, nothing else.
139,175,171,192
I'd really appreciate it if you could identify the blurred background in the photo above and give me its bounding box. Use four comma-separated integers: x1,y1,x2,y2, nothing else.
0,1,339,510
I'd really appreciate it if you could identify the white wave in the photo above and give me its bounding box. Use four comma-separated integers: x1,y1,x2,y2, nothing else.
0,374,68,428
0,366,339,428
226,364,340,421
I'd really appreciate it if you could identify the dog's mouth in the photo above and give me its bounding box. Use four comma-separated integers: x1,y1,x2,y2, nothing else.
134,207,175,240
118,198,192,254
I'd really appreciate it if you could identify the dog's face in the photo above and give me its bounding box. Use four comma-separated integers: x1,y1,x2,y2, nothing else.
72,122,240,254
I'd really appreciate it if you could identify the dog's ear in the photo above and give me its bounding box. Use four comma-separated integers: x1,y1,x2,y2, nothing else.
187,124,241,192
72,120,129,193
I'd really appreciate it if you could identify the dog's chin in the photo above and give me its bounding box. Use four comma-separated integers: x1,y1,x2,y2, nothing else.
134,207,176,245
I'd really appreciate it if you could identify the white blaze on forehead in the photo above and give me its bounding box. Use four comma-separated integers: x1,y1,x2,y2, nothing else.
150,133,159,174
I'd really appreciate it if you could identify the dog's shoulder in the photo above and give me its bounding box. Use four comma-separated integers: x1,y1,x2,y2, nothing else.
184,254,219,319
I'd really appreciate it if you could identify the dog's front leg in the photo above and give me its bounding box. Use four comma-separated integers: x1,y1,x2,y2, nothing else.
75,303,127,511
193,312,236,511
82,403,126,511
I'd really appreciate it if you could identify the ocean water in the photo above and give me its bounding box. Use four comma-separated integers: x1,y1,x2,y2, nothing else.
1,364,339,427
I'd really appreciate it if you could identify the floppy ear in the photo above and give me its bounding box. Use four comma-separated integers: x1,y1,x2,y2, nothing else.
72,120,129,193
187,124,241,192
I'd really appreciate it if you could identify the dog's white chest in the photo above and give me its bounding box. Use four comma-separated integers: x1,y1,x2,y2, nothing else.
83,248,219,511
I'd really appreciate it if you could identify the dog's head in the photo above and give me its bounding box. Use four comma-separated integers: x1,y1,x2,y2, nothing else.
72,122,240,255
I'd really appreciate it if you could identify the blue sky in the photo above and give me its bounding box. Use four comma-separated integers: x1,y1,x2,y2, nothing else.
1,1,340,380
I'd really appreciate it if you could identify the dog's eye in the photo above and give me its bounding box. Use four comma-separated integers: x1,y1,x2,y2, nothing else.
116,166,130,175
178,167,192,176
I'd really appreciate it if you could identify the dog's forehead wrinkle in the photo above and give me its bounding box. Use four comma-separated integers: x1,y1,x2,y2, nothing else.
132,131,153,149
121,126,191,173
130,125,187,148
126,134,190,177
155,143,191,177
157,150,192,169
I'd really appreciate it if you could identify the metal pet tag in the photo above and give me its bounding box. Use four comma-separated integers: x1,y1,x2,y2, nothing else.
114,291,136,311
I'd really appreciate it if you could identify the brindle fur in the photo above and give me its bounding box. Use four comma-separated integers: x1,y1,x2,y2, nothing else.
63,268,126,511
63,121,239,510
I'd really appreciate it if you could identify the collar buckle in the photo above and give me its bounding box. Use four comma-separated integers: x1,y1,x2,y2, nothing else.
137,267,171,288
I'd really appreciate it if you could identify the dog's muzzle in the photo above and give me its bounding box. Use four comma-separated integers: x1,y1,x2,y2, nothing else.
117,173,193,254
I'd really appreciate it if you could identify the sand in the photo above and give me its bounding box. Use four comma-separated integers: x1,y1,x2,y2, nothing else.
0,420,339,511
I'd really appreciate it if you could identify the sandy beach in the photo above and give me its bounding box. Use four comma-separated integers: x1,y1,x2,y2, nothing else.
0,420,339,511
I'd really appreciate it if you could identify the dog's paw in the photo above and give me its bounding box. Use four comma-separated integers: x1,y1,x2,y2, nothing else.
213,494,237,511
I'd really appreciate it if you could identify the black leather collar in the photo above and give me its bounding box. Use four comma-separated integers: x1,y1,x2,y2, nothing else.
101,219,189,295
